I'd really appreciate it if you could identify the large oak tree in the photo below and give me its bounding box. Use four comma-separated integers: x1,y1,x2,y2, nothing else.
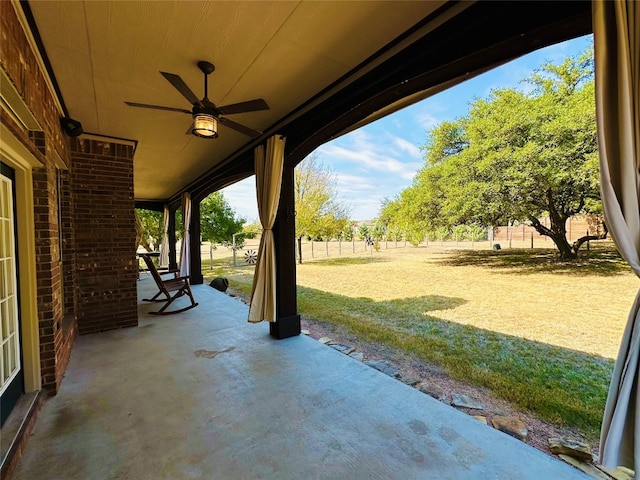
381,49,600,259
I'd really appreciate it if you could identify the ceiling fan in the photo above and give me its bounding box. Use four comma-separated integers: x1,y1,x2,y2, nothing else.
125,61,269,139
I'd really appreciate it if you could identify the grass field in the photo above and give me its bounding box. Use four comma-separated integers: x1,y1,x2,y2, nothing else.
202,240,638,440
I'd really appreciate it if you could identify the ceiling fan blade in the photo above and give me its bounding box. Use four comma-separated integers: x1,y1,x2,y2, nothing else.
217,99,269,115
219,117,262,138
125,102,192,114
160,71,203,107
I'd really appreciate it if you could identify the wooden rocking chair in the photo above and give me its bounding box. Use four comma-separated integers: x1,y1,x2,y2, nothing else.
140,254,198,315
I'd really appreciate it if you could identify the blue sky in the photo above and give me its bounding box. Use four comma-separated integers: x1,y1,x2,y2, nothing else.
223,34,593,222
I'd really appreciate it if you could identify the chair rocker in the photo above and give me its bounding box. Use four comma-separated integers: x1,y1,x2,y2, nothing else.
140,254,198,315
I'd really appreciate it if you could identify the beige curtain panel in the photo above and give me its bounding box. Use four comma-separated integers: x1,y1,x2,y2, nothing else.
248,135,286,323
159,204,170,268
179,192,191,277
594,0,640,471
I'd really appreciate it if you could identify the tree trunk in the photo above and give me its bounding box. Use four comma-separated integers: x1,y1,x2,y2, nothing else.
297,236,303,264
551,234,577,259
529,216,576,259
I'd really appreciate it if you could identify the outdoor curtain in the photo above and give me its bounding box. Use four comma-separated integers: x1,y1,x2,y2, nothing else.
159,204,170,268
594,0,640,471
179,192,191,277
248,135,285,323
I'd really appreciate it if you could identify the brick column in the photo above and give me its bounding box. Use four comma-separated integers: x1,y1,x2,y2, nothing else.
32,162,64,393
70,138,137,334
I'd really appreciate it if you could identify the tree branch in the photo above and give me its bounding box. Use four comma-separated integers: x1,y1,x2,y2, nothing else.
573,229,608,252
529,216,553,237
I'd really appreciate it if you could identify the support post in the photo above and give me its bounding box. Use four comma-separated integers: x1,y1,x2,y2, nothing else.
271,163,300,339
189,198,203,284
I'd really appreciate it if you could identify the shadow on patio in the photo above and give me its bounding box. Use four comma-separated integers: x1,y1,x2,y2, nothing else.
13,278,588,479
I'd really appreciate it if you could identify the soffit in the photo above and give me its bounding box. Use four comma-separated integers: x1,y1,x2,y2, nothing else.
27,0,443,200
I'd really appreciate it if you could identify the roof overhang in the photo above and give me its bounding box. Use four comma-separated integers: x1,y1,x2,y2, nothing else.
23,0,592,205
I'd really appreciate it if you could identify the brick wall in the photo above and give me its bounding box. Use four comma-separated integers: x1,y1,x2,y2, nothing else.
57,169,78,387
71,138,138,334
32,162,64,393
59,170,76,315
0,2,68,166
1,2,76,395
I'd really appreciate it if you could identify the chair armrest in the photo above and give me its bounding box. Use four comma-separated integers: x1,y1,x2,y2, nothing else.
158,268,180,277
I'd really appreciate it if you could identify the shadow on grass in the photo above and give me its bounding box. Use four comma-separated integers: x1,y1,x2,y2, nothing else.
438,242,630,277
302,256,388,267
297,285,613,439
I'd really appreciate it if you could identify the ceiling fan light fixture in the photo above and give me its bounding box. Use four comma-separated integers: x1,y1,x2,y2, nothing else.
192,113,218,138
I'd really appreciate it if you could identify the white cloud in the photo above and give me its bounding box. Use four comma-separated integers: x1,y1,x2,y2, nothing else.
220,178,259,222
335,173,375,193
319,130,421,180
392,136,421,158
414,109,440,131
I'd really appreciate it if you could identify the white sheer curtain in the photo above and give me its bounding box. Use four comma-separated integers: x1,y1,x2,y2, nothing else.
594,0,640,470
179,192,191,277
248,135,285,323
159,205,170,268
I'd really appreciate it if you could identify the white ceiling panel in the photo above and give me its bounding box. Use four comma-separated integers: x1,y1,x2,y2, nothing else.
28,0,440,200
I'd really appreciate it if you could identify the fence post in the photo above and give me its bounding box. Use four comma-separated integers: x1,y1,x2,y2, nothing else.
311,241,314,259
353,238,355,253
232,234,237,267
509,234,512,249
339,239,341,256
326,240,329,257
531,231,534,249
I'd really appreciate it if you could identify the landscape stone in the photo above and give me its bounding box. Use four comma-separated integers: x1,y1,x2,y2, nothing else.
451,393,485,410
491,416,527,441
318,337,332,344
418,383,449,403
349,352,364,362
548,437,592,462
401,376,420,386
301,330,310,335
595,464,635,480
364,360,400,378
558,455,610,480
330,343,355,355
472,416,488,425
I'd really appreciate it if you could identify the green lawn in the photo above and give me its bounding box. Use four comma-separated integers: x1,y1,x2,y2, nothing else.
202,241,638,440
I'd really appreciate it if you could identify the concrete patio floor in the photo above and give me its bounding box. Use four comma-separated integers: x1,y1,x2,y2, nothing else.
13,278,588,479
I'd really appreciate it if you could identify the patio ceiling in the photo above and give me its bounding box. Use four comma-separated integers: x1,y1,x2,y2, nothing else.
26,0,444,201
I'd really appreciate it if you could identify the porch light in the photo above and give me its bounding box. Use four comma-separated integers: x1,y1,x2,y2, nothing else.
192,113,218,138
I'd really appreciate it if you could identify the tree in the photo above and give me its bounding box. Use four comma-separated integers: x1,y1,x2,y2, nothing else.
136,209,163,251
200,192,245,244
295,153,350,263
357,224,370,241
382,48,601,259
